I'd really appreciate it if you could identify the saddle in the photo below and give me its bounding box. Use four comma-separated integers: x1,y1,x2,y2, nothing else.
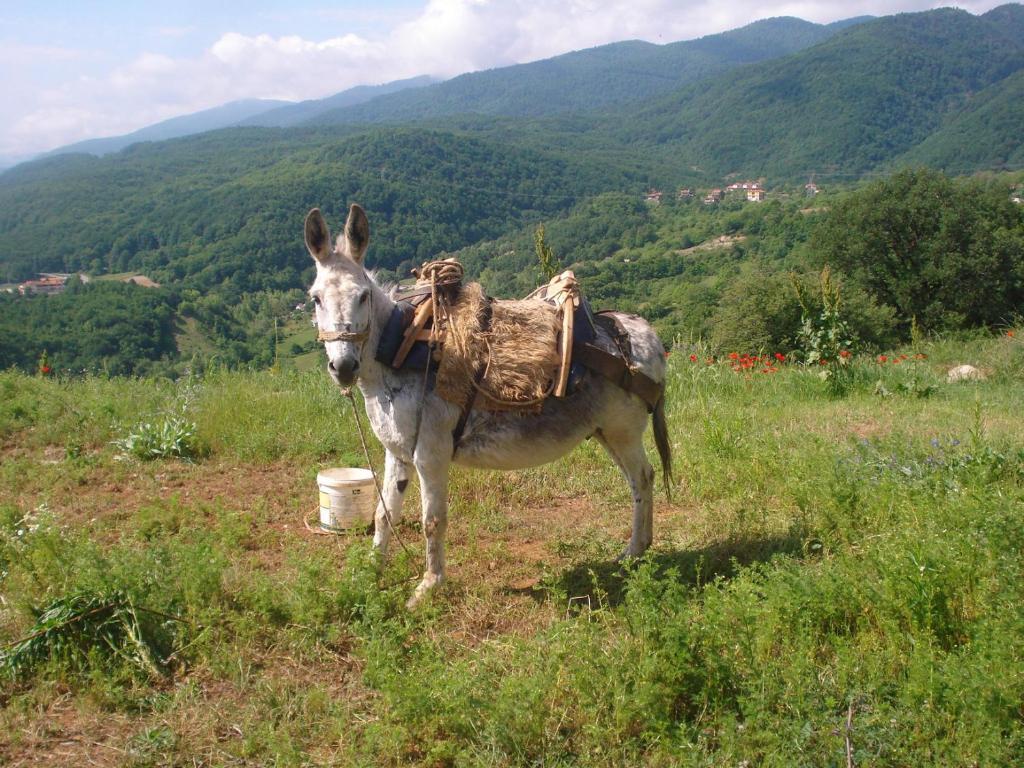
374,260,663,417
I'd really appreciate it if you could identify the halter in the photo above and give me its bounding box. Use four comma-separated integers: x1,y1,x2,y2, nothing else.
316,287,373,346
317,328,370,343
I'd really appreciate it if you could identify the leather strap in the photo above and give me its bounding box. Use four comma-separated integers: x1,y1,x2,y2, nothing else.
574,343,663,412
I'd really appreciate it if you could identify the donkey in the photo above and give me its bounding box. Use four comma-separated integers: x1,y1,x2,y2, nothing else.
305,204,672,607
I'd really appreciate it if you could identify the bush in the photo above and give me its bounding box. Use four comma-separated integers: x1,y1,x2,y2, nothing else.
812,169,1024,334
709,265,897,354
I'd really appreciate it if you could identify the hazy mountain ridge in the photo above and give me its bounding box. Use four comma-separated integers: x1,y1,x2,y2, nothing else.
43,99,292,158
38,77,438,159
305,16,862,125
237,75,438,128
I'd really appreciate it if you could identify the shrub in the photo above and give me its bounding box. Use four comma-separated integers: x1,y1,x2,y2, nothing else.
709,265,896,354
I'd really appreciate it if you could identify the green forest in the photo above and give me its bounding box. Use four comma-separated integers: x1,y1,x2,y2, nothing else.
3,168,1021,377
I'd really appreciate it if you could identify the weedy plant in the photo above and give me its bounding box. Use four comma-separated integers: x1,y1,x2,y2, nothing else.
794,266,856,396
113,416,202,461
1,588,164,681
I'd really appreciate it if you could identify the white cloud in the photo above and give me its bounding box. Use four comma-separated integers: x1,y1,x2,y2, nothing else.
0,0,1008,157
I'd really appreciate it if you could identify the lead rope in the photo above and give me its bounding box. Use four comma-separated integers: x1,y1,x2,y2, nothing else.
340,387,418,564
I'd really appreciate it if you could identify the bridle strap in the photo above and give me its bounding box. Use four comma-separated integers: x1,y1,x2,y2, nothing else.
317,288,374,345
317,328,370,343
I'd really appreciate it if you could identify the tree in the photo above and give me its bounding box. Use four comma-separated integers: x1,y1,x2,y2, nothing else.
811,168,1024,333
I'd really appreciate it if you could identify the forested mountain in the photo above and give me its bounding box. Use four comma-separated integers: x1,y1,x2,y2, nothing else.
307,16,863,125
0,127,632,289
611,5,1024,179
892,68,1024,172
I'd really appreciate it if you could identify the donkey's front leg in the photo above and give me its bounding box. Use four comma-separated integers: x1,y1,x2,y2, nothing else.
408,450,451,608
373,450,411,553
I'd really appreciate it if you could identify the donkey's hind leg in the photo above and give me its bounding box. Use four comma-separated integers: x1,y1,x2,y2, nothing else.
595,422,655,559
373,450,411,553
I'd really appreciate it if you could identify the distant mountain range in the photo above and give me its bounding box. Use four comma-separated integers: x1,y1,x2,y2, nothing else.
238,75,437,128
36,16,865,160
613,5,1024,178
43,99,291,158
40,76,437,159
302,16,870,125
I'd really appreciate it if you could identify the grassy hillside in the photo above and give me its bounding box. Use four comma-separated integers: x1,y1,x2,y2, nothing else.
2,330,1022,765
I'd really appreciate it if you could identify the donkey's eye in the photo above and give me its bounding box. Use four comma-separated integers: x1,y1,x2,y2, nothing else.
312,295,322,307
358,290,369,305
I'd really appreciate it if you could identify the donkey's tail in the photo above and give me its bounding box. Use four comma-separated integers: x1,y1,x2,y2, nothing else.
652,394,674,502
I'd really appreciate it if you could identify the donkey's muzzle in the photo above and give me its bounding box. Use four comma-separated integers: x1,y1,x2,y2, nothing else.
327,355,360,385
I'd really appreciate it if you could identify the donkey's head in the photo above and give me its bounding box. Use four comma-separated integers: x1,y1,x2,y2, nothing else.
305,204,373,387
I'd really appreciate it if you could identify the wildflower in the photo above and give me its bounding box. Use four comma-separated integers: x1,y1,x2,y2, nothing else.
819,358,828,365
878,355,888,363
689,354,698,362
774,352,785,362
914,353,927,360
839,349,851,359
1008,330,1015,338
729,352,739,360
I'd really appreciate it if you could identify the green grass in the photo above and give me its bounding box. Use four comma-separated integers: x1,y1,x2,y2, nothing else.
1,330,1022,765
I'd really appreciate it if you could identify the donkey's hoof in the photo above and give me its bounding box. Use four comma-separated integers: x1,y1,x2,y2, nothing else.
406,572,444,610
616,546,647,564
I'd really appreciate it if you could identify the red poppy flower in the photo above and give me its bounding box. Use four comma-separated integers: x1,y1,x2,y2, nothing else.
729,352,739,360
878,355,888,363
689,354,698,362
774,352,785,362
1007,330,1015,338
40,365,51,374
839,350,851,359
819,359,828,365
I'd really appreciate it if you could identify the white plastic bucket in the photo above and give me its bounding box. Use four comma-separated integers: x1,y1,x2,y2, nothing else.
317,468,376,533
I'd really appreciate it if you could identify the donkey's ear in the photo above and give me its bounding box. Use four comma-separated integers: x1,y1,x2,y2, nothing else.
304,208,332,263
340,204,370,264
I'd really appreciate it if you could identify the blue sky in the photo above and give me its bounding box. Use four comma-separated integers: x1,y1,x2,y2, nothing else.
0,0,1007,160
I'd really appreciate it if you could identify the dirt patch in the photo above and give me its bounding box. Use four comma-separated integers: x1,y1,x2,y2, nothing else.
676,234,746,256
1,691,133,768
